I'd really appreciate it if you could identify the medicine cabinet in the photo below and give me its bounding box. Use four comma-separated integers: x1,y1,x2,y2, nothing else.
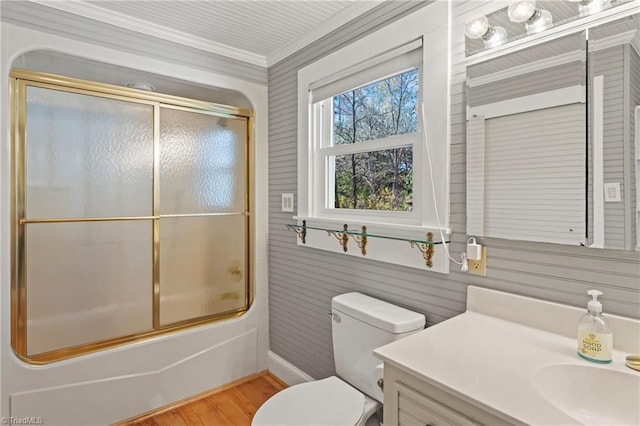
466,12,639,251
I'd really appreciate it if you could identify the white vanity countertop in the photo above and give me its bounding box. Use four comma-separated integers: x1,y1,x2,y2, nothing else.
373,287,640,425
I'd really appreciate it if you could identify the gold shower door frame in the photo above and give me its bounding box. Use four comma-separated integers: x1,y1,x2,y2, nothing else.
10,69,254,364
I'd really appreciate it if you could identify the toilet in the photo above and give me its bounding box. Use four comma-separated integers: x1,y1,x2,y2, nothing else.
252,292,425,426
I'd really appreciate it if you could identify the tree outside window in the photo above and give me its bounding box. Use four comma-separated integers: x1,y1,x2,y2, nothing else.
332,68,418,211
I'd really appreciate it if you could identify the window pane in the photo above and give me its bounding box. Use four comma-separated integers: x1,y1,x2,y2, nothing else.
333,148,413,211
333,68,418,145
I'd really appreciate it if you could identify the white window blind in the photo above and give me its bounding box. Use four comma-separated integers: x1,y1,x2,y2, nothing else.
482,104,586,245
309,38,422,103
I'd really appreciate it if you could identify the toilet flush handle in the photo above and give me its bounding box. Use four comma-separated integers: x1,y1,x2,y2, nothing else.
328,312,341,323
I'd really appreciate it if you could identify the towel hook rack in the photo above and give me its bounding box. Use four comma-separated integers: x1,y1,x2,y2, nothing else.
328,224,349,252
350,226,368,256
410,232,435,268
286,220,307,244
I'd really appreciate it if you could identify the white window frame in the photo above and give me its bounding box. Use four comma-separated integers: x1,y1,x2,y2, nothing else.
296,2,451,237
293,2,451,273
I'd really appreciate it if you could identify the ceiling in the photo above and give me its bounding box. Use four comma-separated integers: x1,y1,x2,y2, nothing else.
31,0,384,66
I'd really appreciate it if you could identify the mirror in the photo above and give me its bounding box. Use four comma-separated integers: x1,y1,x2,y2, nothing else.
588,14,640,251
466,13,639,251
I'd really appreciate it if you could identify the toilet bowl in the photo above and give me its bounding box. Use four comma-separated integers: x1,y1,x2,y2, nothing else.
252,292,425,426
252,376,379,426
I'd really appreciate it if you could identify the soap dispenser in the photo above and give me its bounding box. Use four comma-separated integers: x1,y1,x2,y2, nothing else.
577,290,612,363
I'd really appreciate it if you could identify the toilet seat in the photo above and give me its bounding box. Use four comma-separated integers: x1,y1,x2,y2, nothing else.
252,376,365,426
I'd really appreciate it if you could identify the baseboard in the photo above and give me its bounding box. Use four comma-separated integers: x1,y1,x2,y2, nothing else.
266,351,314,386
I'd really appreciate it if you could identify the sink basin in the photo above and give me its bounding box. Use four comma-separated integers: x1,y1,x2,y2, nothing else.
532,363,640,425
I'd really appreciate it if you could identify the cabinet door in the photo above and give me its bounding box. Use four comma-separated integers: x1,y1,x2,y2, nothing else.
392,382,481,426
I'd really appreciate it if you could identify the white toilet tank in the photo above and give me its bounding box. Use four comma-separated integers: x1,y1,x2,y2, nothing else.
331,292,425,402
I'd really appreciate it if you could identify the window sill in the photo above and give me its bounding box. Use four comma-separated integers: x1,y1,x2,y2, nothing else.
291,216,450,274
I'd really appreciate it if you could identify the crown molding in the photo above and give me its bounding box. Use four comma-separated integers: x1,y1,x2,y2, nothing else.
265,0,385,67
28,0,387,70
29,0,268,67
590,29,638,52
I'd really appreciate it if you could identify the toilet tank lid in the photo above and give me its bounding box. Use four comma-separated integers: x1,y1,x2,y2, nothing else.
332,292,425,333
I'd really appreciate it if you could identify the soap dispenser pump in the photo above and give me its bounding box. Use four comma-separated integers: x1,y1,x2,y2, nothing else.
577,290,612,363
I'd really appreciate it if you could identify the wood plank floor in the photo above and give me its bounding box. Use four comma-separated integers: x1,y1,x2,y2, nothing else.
116,372,287,426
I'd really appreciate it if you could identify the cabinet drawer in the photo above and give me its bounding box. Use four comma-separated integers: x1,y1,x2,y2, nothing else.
394,382,480,426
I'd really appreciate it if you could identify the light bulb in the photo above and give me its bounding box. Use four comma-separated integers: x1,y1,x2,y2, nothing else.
465,16,490,39
484,26,507,48
578,0,611,16
525,9,553,34
465,15,508,48
508,0,538,23
508,0,553,34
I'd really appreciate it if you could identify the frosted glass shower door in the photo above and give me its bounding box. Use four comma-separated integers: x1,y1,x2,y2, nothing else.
159,107,248,325
21,85,154,356
13,71,253,362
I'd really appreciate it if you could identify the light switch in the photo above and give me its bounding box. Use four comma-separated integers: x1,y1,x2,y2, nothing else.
281,193,294,212
603,183,621,202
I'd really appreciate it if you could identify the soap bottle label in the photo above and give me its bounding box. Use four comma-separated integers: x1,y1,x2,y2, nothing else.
577,329,612,363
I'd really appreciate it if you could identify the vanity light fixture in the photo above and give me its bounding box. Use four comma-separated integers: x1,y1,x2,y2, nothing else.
508,0,553,34
568,0,612,16
464,15,508,48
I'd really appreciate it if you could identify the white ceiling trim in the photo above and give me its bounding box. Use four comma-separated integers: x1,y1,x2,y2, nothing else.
589,29,638,52
266,0,385,67
30,0,269,67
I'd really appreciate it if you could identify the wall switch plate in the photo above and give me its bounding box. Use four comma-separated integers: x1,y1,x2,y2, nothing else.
281,193,294,212
468,247,487,276
603,183,621,202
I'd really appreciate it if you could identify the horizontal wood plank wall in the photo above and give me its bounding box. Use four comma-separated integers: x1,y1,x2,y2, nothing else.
269,0,640,381
0,1,267,85
468,62,583,107
268,0,439,380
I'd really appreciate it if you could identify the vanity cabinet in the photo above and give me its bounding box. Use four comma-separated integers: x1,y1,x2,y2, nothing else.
391,381,478,426
375,287,640,425
383,364,515,426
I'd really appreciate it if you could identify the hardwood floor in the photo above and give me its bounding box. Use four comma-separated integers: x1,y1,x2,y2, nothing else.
116,372,287,426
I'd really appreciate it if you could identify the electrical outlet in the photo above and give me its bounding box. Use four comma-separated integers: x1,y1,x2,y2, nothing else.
468,247,487,276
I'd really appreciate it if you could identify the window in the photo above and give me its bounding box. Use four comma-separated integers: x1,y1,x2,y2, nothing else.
317,66,420,214
307,41,425,226
295,4,451,272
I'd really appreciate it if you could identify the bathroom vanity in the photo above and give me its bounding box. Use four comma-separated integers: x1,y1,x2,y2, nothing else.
374,286,640,425
381,365,510,425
